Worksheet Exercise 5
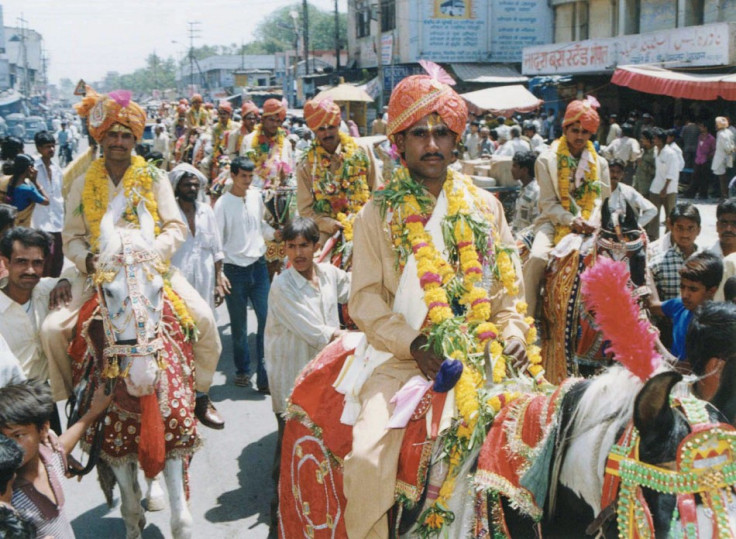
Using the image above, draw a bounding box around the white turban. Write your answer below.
[169,163,207,193]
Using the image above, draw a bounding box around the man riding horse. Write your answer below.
[522,97,611,318]
[40,87,224,429]
[342,71,531,537]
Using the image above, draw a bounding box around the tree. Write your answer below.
[253,3,347,53]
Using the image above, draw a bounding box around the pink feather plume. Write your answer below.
[584,95,601,110]
[419,60,456,86]
[108,90,132,108]
[580,257,662,381]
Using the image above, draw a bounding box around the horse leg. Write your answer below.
[145,473,166,511]
[111,461,146,539]
[163,457,193,539]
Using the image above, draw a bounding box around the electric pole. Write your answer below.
[334,0,340,71]
[187,21,201,92]
[375,2,383,108]
[302,0,310,75]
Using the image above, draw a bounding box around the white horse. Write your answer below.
[77,200,198,538]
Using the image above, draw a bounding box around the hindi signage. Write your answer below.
[523,22,735,75]
[490,0,553,62]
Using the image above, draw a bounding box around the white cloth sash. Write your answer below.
[333,190,449,425]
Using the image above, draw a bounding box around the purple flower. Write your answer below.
[433,359,463,393]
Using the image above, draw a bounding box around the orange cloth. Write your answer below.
[75,86,146,142]
[262,98,286,121]
[241,101,260,118]
[386,75,467,141]
[304,98,341,130]
[562,99,601,133]
[218,101,232,114]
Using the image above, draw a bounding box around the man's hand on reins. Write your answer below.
[49,279,73,309]
[411,335,443,380]
[504,338,529,372]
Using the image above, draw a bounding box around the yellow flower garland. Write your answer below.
[308,131,371,219]
[553,136,600,245]
[81,156,162,252]
[246,124,289,184]
[378,167,537,535]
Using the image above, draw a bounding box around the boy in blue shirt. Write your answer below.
[649,251,723,362]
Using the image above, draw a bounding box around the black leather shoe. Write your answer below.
[194,395,225,430]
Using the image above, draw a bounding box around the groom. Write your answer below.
[342,74,529,537]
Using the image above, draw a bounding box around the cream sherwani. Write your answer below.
[239,131,294,189]
[343,178,528,538]
[296,138,381,245]
[522,140,611,316]
[41,161,222,401]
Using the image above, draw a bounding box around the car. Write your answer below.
[24,116,47,142]
[136,123,156,157]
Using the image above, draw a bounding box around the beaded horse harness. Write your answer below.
[95,231,166,379]
[598,396,736,538]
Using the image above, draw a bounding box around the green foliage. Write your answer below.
[253,3,347,52]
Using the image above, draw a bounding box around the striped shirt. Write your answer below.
[12,434,73,539]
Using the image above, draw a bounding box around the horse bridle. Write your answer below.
[592,397,736,538]
[96,232,165,380]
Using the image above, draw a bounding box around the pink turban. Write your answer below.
[262,99,286,122]
[304,98,341,130]
[75,86,146,142]
[563,97,601,133]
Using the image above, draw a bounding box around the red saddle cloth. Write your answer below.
[278,337,432,538]
[68,295,199,470]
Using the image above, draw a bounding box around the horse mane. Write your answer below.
[553,363,687,516]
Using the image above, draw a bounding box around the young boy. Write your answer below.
[264,216,350,535]
[605,158,657,237]
[649,203,701,301]
[648,251,723,362]
[0,382,111,538]
[0,433,33,538]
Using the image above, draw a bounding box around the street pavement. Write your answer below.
[54,175,721,537]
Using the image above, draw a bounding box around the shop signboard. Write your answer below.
[522,22,735,75]
[420,0,486,62]
[490,0,553,62]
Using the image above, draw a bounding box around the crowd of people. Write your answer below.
[0,73,735,538]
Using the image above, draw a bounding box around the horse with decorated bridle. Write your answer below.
[68,201,199,539]
[277,258,736,537]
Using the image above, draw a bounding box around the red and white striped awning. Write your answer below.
[611,65,736,101]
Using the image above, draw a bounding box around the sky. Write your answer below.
[0,0,347,85]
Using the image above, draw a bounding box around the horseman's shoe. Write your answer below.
[195,395,225,430]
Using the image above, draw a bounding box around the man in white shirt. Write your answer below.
[606,114,622,145]
[152,125,171,171]
[511,150,540,233]
[603,123,641,185]
[648,128,681,241]
[523,122,547,154]
[666,129,685,173]
[497,126,531,157]
[606,158,657,233]
[214,156,281,392]
[30,132,64,277]
[0,333,24,387]
[464,121,480,159]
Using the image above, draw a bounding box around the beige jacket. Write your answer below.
[534,140,611,234]
[349,184,528,362]
[63,161,187,273]
[296,139,381,243]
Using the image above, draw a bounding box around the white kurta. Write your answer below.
[170,202,224,312]
[264,263,351,414]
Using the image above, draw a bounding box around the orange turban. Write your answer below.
[75,86,146,142]
[262,98,286,122]
[191,93,203,104]
[241,102,260,117]
[304,98,341,130]
[386,75,467,141]
[563,97,600,133]
[218,101,232,114]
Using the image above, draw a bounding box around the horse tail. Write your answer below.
[138,392,166,479]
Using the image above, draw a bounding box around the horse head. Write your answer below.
[598,199,647,288]
[559,368,736,537]
[96,200,166,397]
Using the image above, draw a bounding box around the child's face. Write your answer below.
[285,234,319,274]
[670,217,700,252]
[680,278,715,311]
[1,423,46,467]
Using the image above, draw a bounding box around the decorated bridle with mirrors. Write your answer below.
[581,258,736,538]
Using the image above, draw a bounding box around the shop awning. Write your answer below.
[611,65,736,101]
[451,63,528,84]
[460,84,543,117]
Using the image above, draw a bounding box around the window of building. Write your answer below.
[356,1,371,38]
[381,0,396,31]
[575,1,589,40]
[682,0,704,26]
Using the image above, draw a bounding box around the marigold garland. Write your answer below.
[245,124,291,187]
[81,156,162,252]
[553,136,601,245]
[377,166,540,537]
[163,282,197,342]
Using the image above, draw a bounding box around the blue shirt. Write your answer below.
[9,181,45,211]
[662,297,692,361]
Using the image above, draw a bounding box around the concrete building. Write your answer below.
[347,0,554,103]
[177,55,277,95]
[522,0,736,121]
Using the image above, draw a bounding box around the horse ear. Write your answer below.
[624,201,639,231]
[634,371,683,438]
[99,193,127,252]
[137,200,155,245]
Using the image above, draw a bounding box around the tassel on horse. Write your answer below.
[138,392,166,479]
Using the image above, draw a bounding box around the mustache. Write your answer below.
[421,153,445,160]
